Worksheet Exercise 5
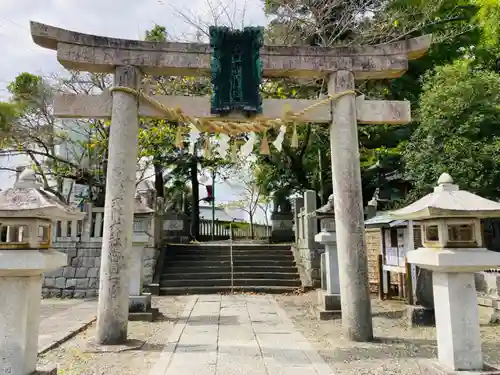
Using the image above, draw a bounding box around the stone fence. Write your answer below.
[291,191,323,287]
[43,205,157,298]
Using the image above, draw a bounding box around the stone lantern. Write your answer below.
[0,169,84,375]
[391,173,500,374]
[313,194,341,320]
[128,194,157,321]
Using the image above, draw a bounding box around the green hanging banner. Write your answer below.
[209,26,264,116]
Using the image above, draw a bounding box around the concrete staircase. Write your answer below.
[159,243,301,295]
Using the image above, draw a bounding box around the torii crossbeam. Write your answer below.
[30,21,432,344]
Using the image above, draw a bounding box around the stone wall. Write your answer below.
[43,241,157,298]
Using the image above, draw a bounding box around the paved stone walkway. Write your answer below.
[38,299,97,354]
[150,294,335,375]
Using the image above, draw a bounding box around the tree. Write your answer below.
[403,59,500,200]
[226,162,270,238]
[256,0,488,208]
[0,72,110,202]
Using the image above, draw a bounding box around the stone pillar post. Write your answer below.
[328,71,373,341]
[303,190,317,249]
[434,272,482,370]
[315,217,341,320]
[0,251,67,375]
[97,65,141,344]
[291,197,304,242]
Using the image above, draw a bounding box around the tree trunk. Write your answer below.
[249,214,254,239]
[190,156,200,241]
[153,155,164,198]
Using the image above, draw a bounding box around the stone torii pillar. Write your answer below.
[30,21,431,343]
[95,65,141,344]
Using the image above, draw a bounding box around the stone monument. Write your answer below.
[128,194,158,321]
[270,188,294,243]
[313,194,341,320]
[391,173,500,374]
[0,169,84,375]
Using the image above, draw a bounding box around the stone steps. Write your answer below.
[158,244,301,295]
[161,272,299,280]
[167,259,296,267]
[159,285,299,295]
[170,253,294,260]
[160,278,301,287]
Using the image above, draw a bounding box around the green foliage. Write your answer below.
[0,102,19,133]
[404,59,500,200]
[7,72,43,103]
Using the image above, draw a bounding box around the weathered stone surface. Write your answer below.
[71,257,83,267]
[88,277,99,288]
[416,267,434,309]
[31,21,431,79]
[96,65,141,345]
[54,92,411,125]
[75,267,88,278]
[73,289,86,298]
[61,290,73,298]
[55,277,66,289]
[66,278,77,288]
[41,243,123,299]
[44,278,56,288]
[79,248,100,257]
[328,71,373,342]
[62,266,76,278]
[44,269,63,278]
[87,267,99,278]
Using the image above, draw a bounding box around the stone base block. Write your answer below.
[129,294,152,313]
[419,360,500,374]
[477,295,500,324]
[145,283,160,296]
[406,305,435,327]
[32,367,57,375]
[316,289,341,320]
[270,230,294,243]
[129,307,160,322]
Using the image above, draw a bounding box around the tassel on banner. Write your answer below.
[175,126,184,148]
[260,131,270,155]
[231,140,239,163]
[204,137,211,158]
[291,123,299,148]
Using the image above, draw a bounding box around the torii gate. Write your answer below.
[30,21,431,344]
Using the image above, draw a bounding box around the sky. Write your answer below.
[0,0,271,223]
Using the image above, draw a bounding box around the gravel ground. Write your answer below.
[37,296,190,375]
[275,291,500,375]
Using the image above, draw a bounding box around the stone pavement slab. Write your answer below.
[149,294,335,375]
[38,299,97,354]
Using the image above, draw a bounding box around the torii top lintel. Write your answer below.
[30,21,432,80]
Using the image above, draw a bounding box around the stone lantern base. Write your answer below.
[0,249,67,375]
[128,294,159,322]
[418,361,500,375]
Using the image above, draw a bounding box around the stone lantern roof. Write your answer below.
[134,194,154,216]
[0,169,85,221]
[390,173,500,220]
